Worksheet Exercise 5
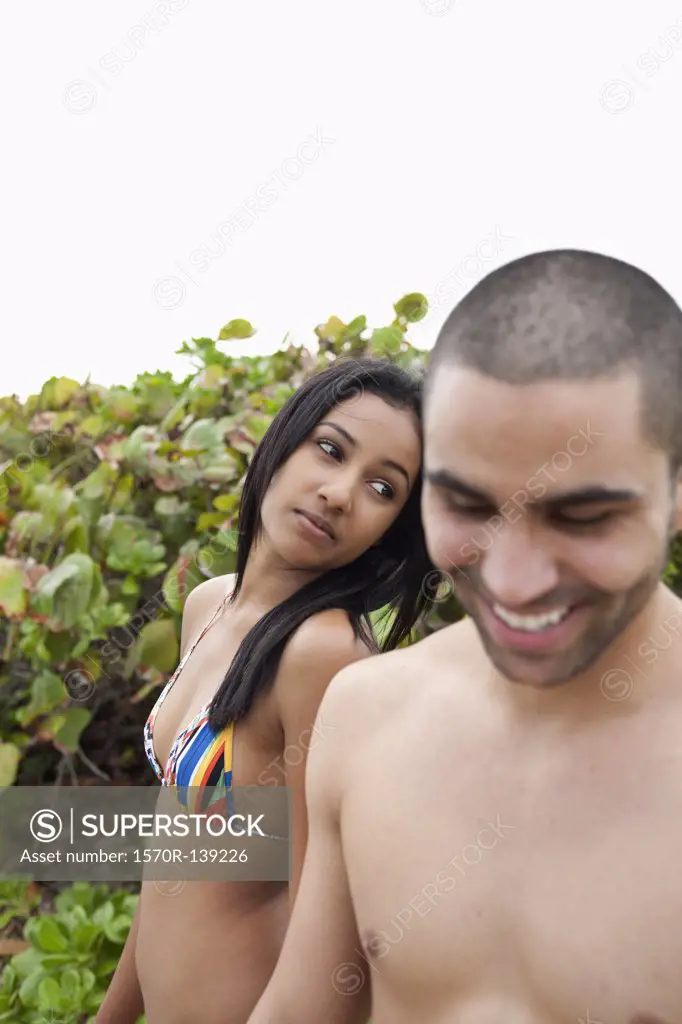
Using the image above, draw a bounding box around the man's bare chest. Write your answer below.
[341,707,682,1022]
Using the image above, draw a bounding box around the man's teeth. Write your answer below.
[492,604,571,632]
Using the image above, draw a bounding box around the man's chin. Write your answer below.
[481,637,575,690]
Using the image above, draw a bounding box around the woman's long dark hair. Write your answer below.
[207,357,435,730]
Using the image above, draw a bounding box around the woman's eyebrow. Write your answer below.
[318,420,411,489]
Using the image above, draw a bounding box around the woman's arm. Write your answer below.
[250,673,372,1024]
[94,896,144,1024]
[274,610,373,905]
[96,574,234,1022]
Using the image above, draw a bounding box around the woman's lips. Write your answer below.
[294,510,335,543]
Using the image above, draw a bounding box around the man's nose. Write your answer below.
[479,522,560,608]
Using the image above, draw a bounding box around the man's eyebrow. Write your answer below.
[425,469,490,501]
[425,468,642,506]
[548,486,642,507]
[318,421,412,489]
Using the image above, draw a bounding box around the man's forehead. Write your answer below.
[423,366,664,498]
[425,362,641,410]
[424,365,646,450]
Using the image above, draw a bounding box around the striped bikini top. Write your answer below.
[144,583,235,807]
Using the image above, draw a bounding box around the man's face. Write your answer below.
[422,364,682,688]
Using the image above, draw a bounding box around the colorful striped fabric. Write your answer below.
[144,584,235,814]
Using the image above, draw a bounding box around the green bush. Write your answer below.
[0,877,139,1023]
[0,296,459,789]
[0,297,452,1021]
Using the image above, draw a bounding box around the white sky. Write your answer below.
[3,0,682,400]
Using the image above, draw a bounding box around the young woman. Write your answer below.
[96,357,434,1024]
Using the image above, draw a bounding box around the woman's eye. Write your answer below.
[317,439,341,460]
[371,481,395,500]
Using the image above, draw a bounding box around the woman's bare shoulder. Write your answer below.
[179,573,235,653]
[283,609,372,678]
[272,609,372,723]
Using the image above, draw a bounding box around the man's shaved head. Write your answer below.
[427,249,682,466]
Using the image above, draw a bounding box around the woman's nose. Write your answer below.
[317,475,353,513]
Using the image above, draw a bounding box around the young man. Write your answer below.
[248,250,682,1024]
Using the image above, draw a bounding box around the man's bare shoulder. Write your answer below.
[315,615,481,743]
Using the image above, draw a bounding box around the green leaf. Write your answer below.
[39,376,81,409]
[244,415,270,443]
[16,963,44,1006]
[30,916,69,953]
[212,493,239,514]
[394,292,428,323]
[0,556,27,617]
[49,707,92,752]
[62,515,89,553]
[103,912,134,944]
[104,387,139,421]
[123,619,179,677]
[314,315,346,343]
[162,555,200,614]
[31,482,76,519]
[70,919,101,952]
[197,511,228,531]
[218,319,255,341]
[370,326,404,356]
[343,315,367,340]
[33,553,98,629]
[37,975,62,1010]
[43,631,74,663]
[15,670,67,727]
[59,968,82,1002]
[155,496,187,516]
[161,397,189,433]
[78,462,117,500]
[93,901,115,926]
[76,413,105,438]
[0,743,20,786]
[110,473,135,511]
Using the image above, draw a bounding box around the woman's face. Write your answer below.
[259,392,422,572]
